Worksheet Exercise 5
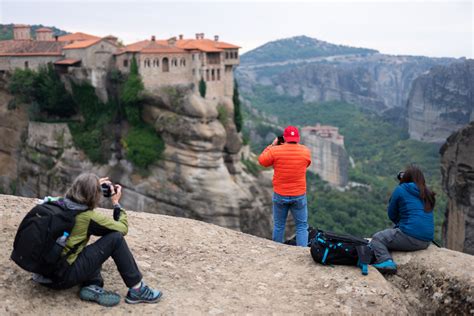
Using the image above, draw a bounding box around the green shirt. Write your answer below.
[62,208,128,265]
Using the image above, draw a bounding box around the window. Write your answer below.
[123,59,128,67]
[217,69,220,81]
[162,57,169,72]
[206,69,209,81]
[181,58,186,66]
[192,54,195,61]
[225,52,229,59]
[172,58,177,67]
[211,69,215,81]
[152,59,156,67]
[24,61,29,69]
[155,59,159,67]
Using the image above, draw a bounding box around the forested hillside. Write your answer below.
[0,24,68,40]
[242,85,446,241]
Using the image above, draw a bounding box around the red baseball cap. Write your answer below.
[283,125,300,143]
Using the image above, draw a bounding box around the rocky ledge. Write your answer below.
[0,195,473,315]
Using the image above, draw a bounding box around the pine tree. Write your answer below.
[233,79,243,132]
[199,77,206,98]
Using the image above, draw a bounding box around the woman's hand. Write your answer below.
[111,184,122,205]
[99,177,110,185]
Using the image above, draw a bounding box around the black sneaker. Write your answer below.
[79,285,121,307]
[125,282,162,304]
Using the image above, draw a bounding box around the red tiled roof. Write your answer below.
[63,38,102,50]
[119,37,240,55]
[118,40,186,55]
[36,28,53,33]
[0,40,65,56]
[58,32,100,42]
[54,59,81,65]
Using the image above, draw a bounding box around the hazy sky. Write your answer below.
[0,0,472,58]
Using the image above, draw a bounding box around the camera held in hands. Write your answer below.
[396,171,405,182]
[101,182,117,198]
[277,135,285,145]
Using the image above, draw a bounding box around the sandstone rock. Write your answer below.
[1,195,473,315]
[440,121,474,255]
[407,60,474,143]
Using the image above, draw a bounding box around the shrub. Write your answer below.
[8,68,37,102]
[121,57,144,106]
[124,126,165,169]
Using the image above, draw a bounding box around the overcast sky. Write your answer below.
[0,0,472,58]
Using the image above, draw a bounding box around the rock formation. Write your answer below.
[440,122,474,255]
[0,80,273,238]
[1,195,473,314]
[407,60,474,143]
[300,125,349,187]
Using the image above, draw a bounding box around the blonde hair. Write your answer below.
[65,173,101,209]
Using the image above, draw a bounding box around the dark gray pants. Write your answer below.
[370,228,430,263]
[51,232,143,289]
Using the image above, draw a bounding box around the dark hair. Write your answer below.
[65,173,102,209]
[400,165,436,211]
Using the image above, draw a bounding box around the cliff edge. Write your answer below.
[1,195,473,315]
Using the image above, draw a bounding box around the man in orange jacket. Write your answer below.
[258,126,312,246]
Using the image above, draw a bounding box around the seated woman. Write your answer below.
[45,173,162,306]
[370,165,436,274]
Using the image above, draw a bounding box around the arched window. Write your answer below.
[24,61,29,69]
[152,59,156,67]
[123,59,128,67]
[155,59,159,67]
[171,58,177,67]
[182,58,186,66]
[162,57,169,72]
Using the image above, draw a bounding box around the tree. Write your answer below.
[199,77,206,98]
[233,79,243,132]
[121,56,144,106]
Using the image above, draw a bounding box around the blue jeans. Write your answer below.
[272,192,309,247]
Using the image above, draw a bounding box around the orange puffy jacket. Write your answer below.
[258,143,312,196]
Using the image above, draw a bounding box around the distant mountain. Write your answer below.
[0,24,69,40]
[241,35,378,65]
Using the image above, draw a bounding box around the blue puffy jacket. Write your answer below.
[387,182,434,241]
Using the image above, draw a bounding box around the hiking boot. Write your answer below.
[372,259,397,275]
[125,282,162,304]
[79,285,121,307]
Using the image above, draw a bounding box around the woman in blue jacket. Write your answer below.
[370,165,436,274]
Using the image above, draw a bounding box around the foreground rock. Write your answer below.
[1,195,473,315]
[441,121,474,255]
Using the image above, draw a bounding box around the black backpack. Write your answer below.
[284,226,318,247]
[310,229,373,275]
[11,201,82,278]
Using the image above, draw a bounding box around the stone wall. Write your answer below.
[0,55,62,72]
[64,39,116,70]
[440,122,474,255]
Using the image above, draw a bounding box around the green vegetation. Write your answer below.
[199,77,207,98]
[9,64,76,119]
[119,56,165,169]
[241,35,378,64]
[233,80,243,132]
[245,85,446,242]
[0,23,68,40]
[68,82,115,163]
[123,126,165,169]
[241,158,264,177]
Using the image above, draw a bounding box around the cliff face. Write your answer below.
[0,83,273,238]
[440,122,474,255]
[407,60,474,143]
[238,53,455,114]
[301,128,349,187]
[1,195,473,314]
